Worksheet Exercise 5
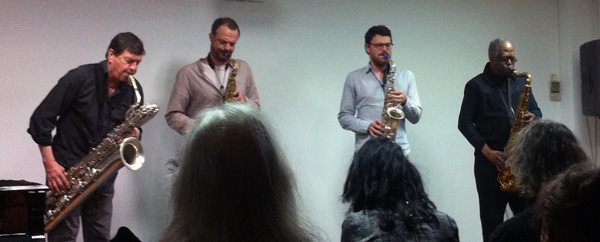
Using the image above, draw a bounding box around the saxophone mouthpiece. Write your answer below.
[383,53,390,60]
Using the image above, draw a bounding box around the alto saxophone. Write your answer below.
[224,59,239,102]
[381,54,405,140]
[44,75,159,232]
[498,71,532,192]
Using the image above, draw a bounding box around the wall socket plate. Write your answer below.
[550,74,561,101]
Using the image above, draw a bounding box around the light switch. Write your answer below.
[550,74,561,101]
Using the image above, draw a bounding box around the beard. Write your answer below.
[371,54,389,68]
[211,46,233,63]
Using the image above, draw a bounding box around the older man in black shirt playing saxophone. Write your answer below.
[458,38,542,242]
[28,32,145,242]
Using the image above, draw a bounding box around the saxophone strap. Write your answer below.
[496,78,515,125]
[206,53,232,94]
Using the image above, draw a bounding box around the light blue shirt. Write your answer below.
[338,63,422,154]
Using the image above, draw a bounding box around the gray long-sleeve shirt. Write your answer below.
[338,63,422,154]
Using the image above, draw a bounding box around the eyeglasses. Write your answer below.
[369,43,393,50]
[501,57,518,65]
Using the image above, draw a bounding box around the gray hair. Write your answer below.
[507,119,590,200]
[162,103,316,241]
[488,38,508,57]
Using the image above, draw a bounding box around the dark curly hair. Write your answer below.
[342,138,438,232]
[535,163,600,242]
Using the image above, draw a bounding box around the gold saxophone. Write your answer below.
[498,71,532,192]
[381,55,405,140]
[224,59,240,102]
[44,75,159,232]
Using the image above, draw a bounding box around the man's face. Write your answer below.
[209,25,239,63]
[107,49,143,82]
[365,34,393,66]
[489,41,516,77]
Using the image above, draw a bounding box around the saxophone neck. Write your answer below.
[513,70,531,80]
[128,75,142,107]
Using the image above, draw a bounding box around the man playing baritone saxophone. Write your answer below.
[27,32,145,242]
[165,17,260,135]
[338,25,422,154]
[458,38,542,242]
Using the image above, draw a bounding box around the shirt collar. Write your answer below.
[483,62,513,86]
[366,62,375,74]
[100,60,109,74]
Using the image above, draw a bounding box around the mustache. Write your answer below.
[217,49,232,58]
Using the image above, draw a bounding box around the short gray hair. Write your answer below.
[488,38,507,57]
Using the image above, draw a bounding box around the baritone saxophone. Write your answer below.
[44,75,159,232]
[498,71,532,192]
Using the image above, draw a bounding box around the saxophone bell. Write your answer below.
[386,106,405,120]
[119,137,144,171]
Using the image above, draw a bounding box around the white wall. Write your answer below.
[558,0,600,160]
[0,1,597,241]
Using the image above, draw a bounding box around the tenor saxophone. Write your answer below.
[498,71,532,192]
[224,59,239,102]
[44,75,159,232]
[381,54,405,140]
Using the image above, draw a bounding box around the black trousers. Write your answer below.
[48,174,117,242]
[474,158,526,242]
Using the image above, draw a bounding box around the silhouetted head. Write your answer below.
[507,119,589,199]
[162,103,314,242]
[342,138,437,231]
[536,163,600,242]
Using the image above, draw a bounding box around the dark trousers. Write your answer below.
[48,177,116,242]
[474,158,526,242]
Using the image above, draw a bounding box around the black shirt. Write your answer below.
[458,63,542,158]
[28,60,143,168]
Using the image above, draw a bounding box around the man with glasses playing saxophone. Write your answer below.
[165,17,260,135]
[458,38,542,242]
[338,25,422,154]
[27,32,145,242]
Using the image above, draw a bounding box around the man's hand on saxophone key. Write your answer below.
[522,111,536,123]
[231,91,247,103]
[44,159,70,193]
[39,145,70,193]
[481,144,506,172]
[368,120,385,138]
[387,89,407,106]
[129,127,142,139]
[119,127,142,144]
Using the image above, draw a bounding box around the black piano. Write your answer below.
[0,180,48,242]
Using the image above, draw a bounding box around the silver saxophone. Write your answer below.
[44,75,159,232]
[381,54,405,140]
